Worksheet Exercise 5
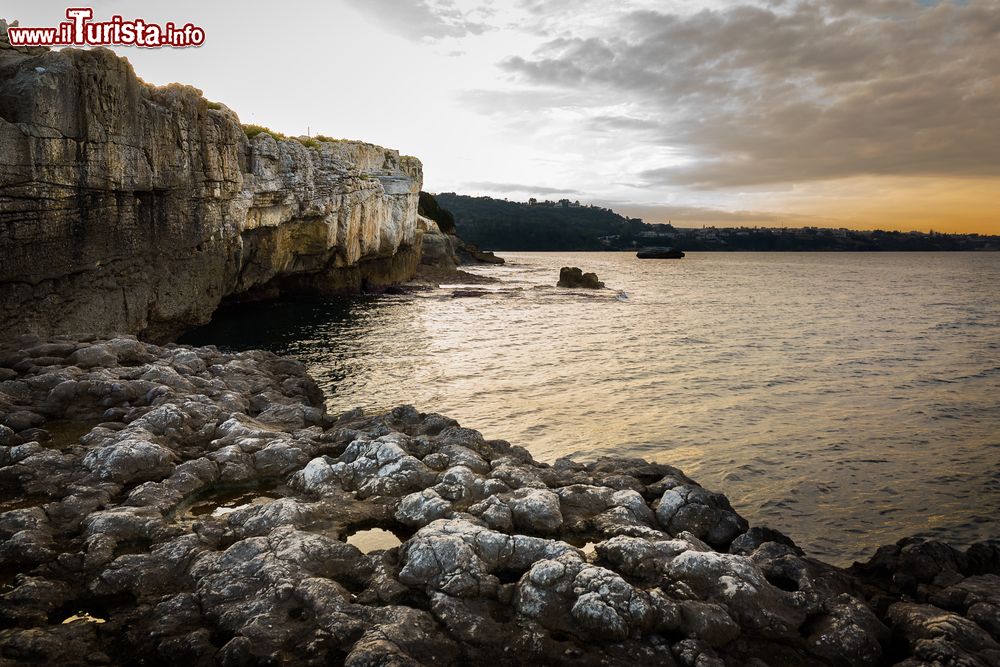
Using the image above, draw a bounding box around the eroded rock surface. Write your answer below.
[0,24,422,342]
[1,335,998,665]
[557,266,604,289]
[417,191,504,267]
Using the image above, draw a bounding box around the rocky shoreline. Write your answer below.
[1,335,997,666]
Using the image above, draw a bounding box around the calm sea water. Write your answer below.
[182,252,1000,565]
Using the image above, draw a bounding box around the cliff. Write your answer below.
[0,23,422,342]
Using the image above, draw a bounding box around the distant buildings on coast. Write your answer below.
[605,225,999,252]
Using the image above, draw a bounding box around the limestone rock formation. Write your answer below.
[0,25,422,342]
[2,334,999,665]
[418,191,504,267]
[417,215,458,270]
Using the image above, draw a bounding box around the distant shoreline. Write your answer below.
[487,248,1000,253]
[436,193,999,253]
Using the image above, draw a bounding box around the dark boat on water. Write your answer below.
[636,246,685,259]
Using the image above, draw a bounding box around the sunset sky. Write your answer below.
[6,0,999,233]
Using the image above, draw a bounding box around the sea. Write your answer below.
[181,252,1000,566]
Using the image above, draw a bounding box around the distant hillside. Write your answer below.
[434,193,665,251]
[669,227,1000,251]
[433,193,999,253]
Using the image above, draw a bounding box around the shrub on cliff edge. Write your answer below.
[243,124,287,140]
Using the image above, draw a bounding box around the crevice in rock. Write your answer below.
[46,592,135,627]
[764,572,801,592]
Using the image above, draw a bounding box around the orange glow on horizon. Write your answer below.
[774,176,1000,235]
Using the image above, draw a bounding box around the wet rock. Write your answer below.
[82,438,177,484]
[328,434,437,498]
[399,518,579,597]
[468,495,513,532]
[888,601,1000,665]
[803,594,889,667]
[69,345,118,369]
[729,526,803,556]
[676,601,741,646]
[516,552,676,641]
[507,487,563,533]
[0,576,73,625]
[655,480,749,548]
[0,622,108,666]
[672,638,725,667]
[0,424,18,446]
[345,605,461,666]
[414,413,459,436]
[396,488,452,526]
[557,266,605,289]
[451,289,489,298]
[668,548,807,640]
[457,241,505,265]
[0,409,43,432]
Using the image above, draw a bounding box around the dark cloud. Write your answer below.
[345,0,491,40]
[461,181,582,195]
[500,0,1000,188]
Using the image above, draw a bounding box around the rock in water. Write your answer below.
[557,266,605,289]
[457,241,505,265]
[0,29,422,343]
[2,334,996,665]
[636,247,685,259]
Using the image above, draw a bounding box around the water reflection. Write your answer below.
[182,252,1000,565]
[184,297,433,407]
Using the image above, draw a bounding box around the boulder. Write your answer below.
[557,266,605,289]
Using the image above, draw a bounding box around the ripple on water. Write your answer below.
[180,252,1000,566]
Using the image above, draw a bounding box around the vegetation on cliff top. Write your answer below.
[242,124,288,140]
[242,125,357,150]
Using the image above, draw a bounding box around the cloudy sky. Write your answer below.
[7,0,999,232]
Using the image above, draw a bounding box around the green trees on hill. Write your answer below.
[435,193,657,251]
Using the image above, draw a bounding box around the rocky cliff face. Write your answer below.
[0,24,422,342]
